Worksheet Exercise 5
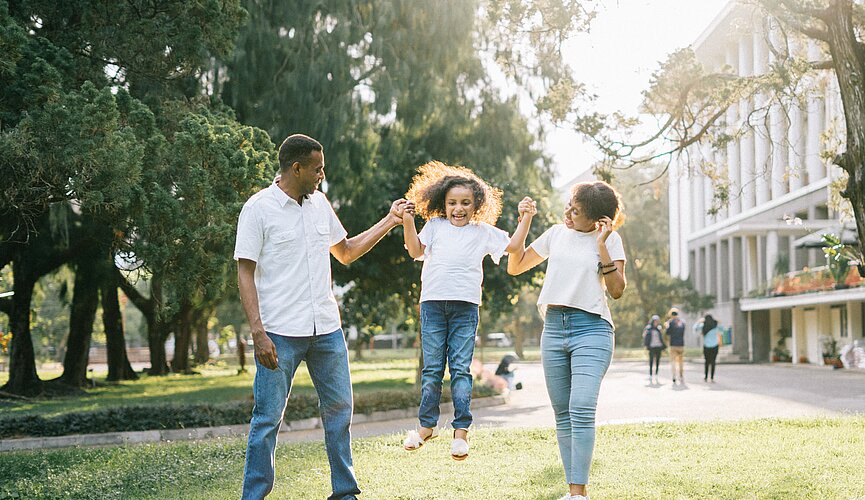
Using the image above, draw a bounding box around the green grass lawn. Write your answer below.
[1,417,863,499]
[0,358,417,418]
[0,345,700,418]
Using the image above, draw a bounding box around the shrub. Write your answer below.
[0,386,495,438]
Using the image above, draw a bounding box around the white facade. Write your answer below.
[669,2,864,364]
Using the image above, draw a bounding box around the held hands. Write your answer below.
[596,216,613,244]
[388,198,412,226]
[401,200,416,223]
[518,197,537,220]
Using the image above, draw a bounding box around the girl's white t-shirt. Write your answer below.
[417,217,510,305]
[529,224,626,328]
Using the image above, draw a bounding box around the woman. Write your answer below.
[702,314,722,382]
[642,314,665,384]
[508,181,626,500]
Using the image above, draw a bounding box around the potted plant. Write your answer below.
[771,329,791,362]
[820,335,843,368]
[822,233,854,289]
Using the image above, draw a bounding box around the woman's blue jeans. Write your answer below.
[418,300,479,430]
[541,306,614,485]
[242,330,359,500]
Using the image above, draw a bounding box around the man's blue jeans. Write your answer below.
[242,330,360,500]
[541,306,614,485]
[418,300,479,430]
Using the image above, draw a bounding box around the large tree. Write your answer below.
[0,0,274,393]
[213,0,590,332]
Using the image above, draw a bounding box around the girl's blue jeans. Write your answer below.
[542,306,614,485]
[418,300,479,430]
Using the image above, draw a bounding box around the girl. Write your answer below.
[508,181,626,500]
[702,314,722,382]
[401,161,518,460]
[643,314,665,384]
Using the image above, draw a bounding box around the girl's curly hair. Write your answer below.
[405,161,503,225]
[570,181,625,229]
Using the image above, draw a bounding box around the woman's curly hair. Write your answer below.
[570,181,625,229]
[405,161,503,225]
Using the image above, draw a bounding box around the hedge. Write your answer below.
[0,386,495,439]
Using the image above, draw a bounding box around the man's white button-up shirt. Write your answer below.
[234,184,348,337]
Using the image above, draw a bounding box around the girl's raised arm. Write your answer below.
[507,197,544,275]
[403,202,424,259]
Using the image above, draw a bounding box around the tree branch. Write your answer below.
[116,268,153,317]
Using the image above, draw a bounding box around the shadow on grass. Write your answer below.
[522,463,567,499]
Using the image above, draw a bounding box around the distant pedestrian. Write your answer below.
[643,314,665,383]
[701,314,722,382]
[665,308,686,384]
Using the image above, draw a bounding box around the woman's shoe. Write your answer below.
[450,429,469,460]
[403,426,439,451]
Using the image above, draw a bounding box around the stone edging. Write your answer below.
[0,394,509,452]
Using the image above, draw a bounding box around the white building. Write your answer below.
[669,2,865,365]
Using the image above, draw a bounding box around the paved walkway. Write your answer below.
[280,359,865,444]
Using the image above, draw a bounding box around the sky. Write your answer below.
[548,0,730,186]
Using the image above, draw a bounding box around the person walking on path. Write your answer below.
[399,161,521,461]
[507,181,627,500]
[234,134,408,500]
[702,314,722,383]
[665,308,686,384]
[643,315,665,384]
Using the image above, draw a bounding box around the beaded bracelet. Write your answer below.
[597,262,615,272]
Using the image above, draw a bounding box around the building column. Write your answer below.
[753,31,771,206]
[717,240,727,302]
[766,230,779,284]
[743,235,759,293]
[805,42,826,185]
[725,44,741,215]
[788,234,798,272]
[791,307,800,364]
[788,99,806,191]
[695,245,704,293]
[768,21,789,199]
[739,35,756,211]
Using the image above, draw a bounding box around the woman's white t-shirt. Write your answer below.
[417,217,510,305]
[529,224,626,328]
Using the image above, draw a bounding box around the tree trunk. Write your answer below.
[236,330,247,373]
[171,302,193,373]
[825,1,865,264]
[102,270,137,381]
[57,256,99,387]
[118,271,170,375]
[1,257,42,396]
[147,313,170,375]
[193,307,210,365]
[511,316,525,359]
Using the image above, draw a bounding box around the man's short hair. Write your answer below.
[279,134,323,172]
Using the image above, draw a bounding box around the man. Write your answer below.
[665,308,686,384]
[234,134,406,499]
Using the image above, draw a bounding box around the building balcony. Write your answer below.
[767,266,864,298]
[741,265,865,312]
